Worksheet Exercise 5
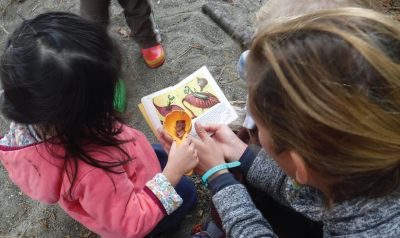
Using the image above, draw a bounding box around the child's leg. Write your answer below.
[116,0,161,49]
[80,0,111,28]
[146,144,198,236]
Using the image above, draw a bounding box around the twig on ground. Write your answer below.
[1,207,28,236]
[171,44,203,64]
[189,44,203,50]
[1,25,9,34]
[0,3,10,15]
[31,3,39,12]
[218,65,226,80]
[229,100,246,106]
[66,2,77,11]
[171,46,192,64]
[123,59,138,81]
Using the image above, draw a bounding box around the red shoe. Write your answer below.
[141,44,165,68]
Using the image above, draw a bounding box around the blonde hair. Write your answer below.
[248,8,400,205]
[255,0,383,26]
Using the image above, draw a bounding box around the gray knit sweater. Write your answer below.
[210,147,400,238]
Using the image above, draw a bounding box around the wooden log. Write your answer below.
[202,3,253,47]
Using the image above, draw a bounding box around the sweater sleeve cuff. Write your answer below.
[238,144,261,176]
[209,173,240,195]
[145,173,183,215]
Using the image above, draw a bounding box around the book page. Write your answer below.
[175,72,220,119]
[141,87,177,136]
[151,91,185,125]
[174,66,238,138]
[141,66,238,138]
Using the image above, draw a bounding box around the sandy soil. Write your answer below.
[1,0,399,237]
[0,0,265,237]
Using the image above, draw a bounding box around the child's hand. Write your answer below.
[157,127,173,153]
[162,138,198,187]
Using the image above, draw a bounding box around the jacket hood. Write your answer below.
[0,142,65,204]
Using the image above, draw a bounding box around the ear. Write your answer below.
[289,151,308,185]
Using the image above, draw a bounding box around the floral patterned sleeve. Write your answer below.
[145,173,183,215]
[0,122,39,146]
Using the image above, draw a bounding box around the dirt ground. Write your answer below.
[1,0,400,237]
[0,0,264,237]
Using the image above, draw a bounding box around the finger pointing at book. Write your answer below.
[192,122,227,181]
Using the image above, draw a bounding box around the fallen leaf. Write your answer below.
[118,28,127,36]
[78,230,93,238]
[381,0,393,7]
[190,44,203,50]
[43,220,48,230]
[118,28,131,41]
[64,235,71,238]
[197,210,203,218]
[47,212,56,220]
[4,180,9,184]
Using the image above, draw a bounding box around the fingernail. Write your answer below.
[195,121,201,127]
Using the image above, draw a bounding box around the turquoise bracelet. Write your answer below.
[202,161,241,187]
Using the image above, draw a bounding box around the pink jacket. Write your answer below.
[0,125,168,238]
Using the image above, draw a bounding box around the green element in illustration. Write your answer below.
[182,86,221,119]
[153,95,185,117]
[183,86,209,100]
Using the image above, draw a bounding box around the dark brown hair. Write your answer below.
[0,12,132,198]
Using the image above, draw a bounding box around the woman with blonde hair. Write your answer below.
[159,7,400,238]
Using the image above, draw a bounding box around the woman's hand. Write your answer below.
[204,124,248,162]
[162,138,198,187]
[191,122,228,182]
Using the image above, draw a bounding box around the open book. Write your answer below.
[139,66,238,138]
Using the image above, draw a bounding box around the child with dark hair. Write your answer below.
[0,12,197,238]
